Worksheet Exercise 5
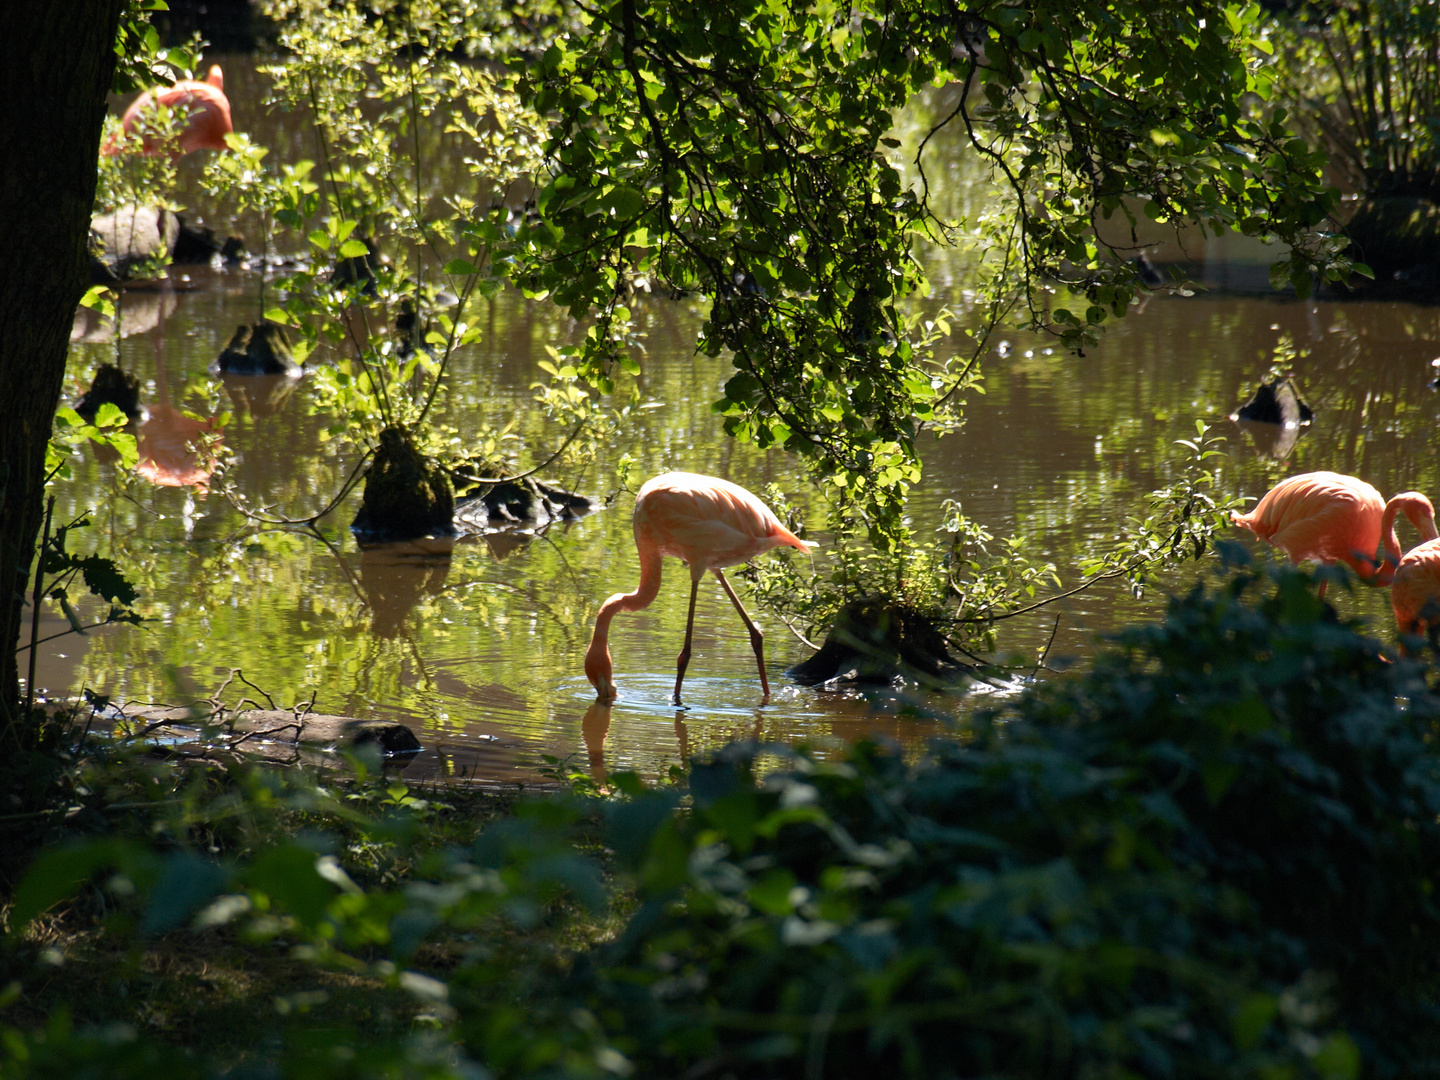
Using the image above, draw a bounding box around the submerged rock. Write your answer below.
[789,600,971,689]
[329,236,384,293]
[118,705,422,762]
[1234,377,1313,427]
[212,322,301,376]
[75,363,144,422]
[171,219,245,265]
[352,427,456,542]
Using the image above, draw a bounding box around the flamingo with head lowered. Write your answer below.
[105,64,232,157]
[584,472,815,706]
[1232,471,1436,597]
[1390,539,1440,639]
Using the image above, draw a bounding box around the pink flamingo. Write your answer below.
[584,472,814,705]
[1232,471,1436,596]
[1391,539,1440,638]
[105,65,232,156]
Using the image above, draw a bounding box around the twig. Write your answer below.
[1032,612,1062,678]
[451,415,589,488]
[776,614,820,652]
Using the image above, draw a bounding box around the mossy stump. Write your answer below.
[788,599,970,689]
[352,427,456,542]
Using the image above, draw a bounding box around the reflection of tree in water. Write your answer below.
[219,371,301,419]
[1301,304,1440,495]
[928,297,1440,588]
[358,538,453,639]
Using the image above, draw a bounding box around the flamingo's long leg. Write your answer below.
[673,575,701,706]
[713,568,770,699]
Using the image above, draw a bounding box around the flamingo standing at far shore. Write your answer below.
[105,64,232,156]
[1232,471,1436,596]
[584,472,815,705]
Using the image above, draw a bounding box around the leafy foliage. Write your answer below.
[563,569,1435,1079]
[743,422,1243,664]
[8,566,1440,1078]
[1271,0,1440,202]
[511,0,1351,536]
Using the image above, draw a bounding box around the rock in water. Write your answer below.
[89,205,180,281]
[352,427,457,542]
[212,322,301,376]
[171,217,244,265]
[454,477,597,529]
[1234,377,1313,427]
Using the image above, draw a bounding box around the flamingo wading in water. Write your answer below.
[584,472,815,705]
[106,65,233,157]
[1391,538,1440,639]
[1232,471,1436,597]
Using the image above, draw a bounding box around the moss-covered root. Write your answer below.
[353,426,456,541]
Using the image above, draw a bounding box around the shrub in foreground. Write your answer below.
[5,563,1439,1079]
[574,561,1440,1078]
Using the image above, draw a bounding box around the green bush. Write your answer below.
[575,557,1440,1078]
[7,561,1439,1079]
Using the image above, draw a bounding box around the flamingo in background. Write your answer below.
[584,472,815,705]
[1391,539,1440,639]
[1232,471,1436,597]
[105,65,232,156]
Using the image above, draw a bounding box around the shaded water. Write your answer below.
[38,59,1440,784]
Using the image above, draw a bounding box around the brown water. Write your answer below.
[37,58,1440,785]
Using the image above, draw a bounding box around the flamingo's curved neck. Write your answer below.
[1376,494,1439,585]
[585,539,664,696]
[594,542,663,633]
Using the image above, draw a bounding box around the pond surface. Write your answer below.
[38,57,1440,785]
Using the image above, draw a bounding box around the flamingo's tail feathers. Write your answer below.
[771,522,815,554]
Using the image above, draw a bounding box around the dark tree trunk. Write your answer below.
[0,1,125,733]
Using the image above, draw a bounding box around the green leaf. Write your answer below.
[245,846,336,929]
[1312,1033,1361,1080]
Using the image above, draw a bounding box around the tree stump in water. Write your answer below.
[352,427,456,541]
[75,363,143,422]
[788,599,970,688]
